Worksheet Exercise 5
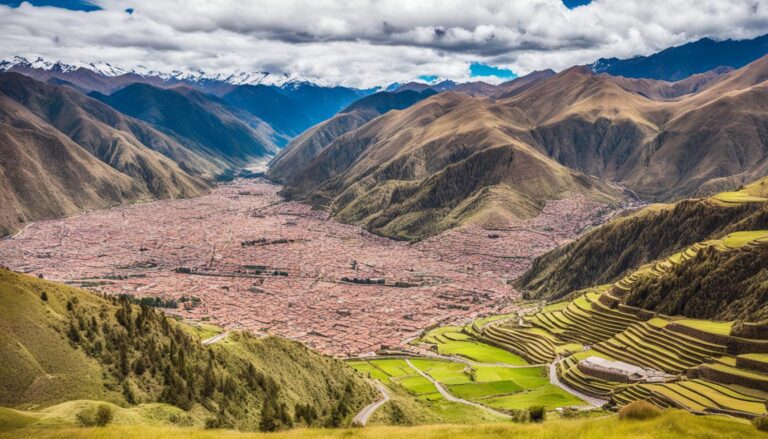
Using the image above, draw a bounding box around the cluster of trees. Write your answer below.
[125,295,179,309]
[62,296,281,429]
[61,293,371,431]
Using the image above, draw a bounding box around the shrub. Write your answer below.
[754,414,768,432]
[95,405,113,426]
[76,404,113,427]
[528,405,546,423]
[40,291,48,301]
[618,400,662,420]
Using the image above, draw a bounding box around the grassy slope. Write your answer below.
[0,271,119,407]
[1,410,762,439]
[0,269,375,429]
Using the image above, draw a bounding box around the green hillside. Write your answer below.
[518,177,768,300]
[0,269,375,431]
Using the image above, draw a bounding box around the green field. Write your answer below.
[348,359,506,423]
[448,381,522,399]
[182,322,224,340]
[420,326,528,365]
[483,385,584,410]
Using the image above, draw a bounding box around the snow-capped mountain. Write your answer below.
[0,56,331,88]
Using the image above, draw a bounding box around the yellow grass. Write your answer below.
[1,410,761,439]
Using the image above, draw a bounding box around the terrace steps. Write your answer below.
[480,324,556,364]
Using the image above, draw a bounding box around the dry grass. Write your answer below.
[618,401,662,421]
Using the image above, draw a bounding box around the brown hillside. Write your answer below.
[0,73,210,236]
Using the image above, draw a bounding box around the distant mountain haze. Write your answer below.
[589,34,768,81]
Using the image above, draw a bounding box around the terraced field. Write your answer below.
[350,229,768,424]
[608,231,768,303]
[420,327,528,365]
[710,176,768,205]
[464,229,768,421]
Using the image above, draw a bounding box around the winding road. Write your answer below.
[548,358,608,407]
[352,381,390,426]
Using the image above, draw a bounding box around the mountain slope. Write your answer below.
[269,89,437,181]
[281,91,624,239]
[92,84,278,167]
[0,73,213,236]
[0,268,375,429]
[590,33,768,81]
[278,56,768,239]
[223,84,368,138]
[517,177,768,299]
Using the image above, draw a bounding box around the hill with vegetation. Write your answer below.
[518,177,768,300]
[469,235,768,418]
[0,269,376,431]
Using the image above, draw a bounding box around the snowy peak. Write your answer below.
[0,56,331,87]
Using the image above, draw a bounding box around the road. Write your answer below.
[202,332,229,345]
[405,359,512,419]
[548,358,608,407]
[352,380,390,426]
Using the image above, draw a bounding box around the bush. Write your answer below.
[618,400,662,420]
[76,404,113,427]
[754,414,768,432]
[95,405,113,426]
[528,405,546,423]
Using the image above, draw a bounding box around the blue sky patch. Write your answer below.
[0,0,101,11]
[562,0,592,9]
[418,74,439,83]
[469,62,516,79]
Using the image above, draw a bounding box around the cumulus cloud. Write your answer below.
[1,0,767,87]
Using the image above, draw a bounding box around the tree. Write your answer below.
[40,291,48,301]
[528,405,546,423]
[259,398,278,432]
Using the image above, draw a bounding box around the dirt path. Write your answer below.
[202,332,229,345]
[352,380,390,426]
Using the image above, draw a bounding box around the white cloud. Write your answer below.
[0,0,767,87]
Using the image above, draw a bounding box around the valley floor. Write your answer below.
[0,178,612,356]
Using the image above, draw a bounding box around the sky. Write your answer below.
[1,0,768,87]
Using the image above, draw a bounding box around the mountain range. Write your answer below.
[3,32,768,239]
[589,33,768,81]
[272,55,768,239]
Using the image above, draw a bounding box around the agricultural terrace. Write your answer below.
[465,230,768,420]
[710,175,768,205]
